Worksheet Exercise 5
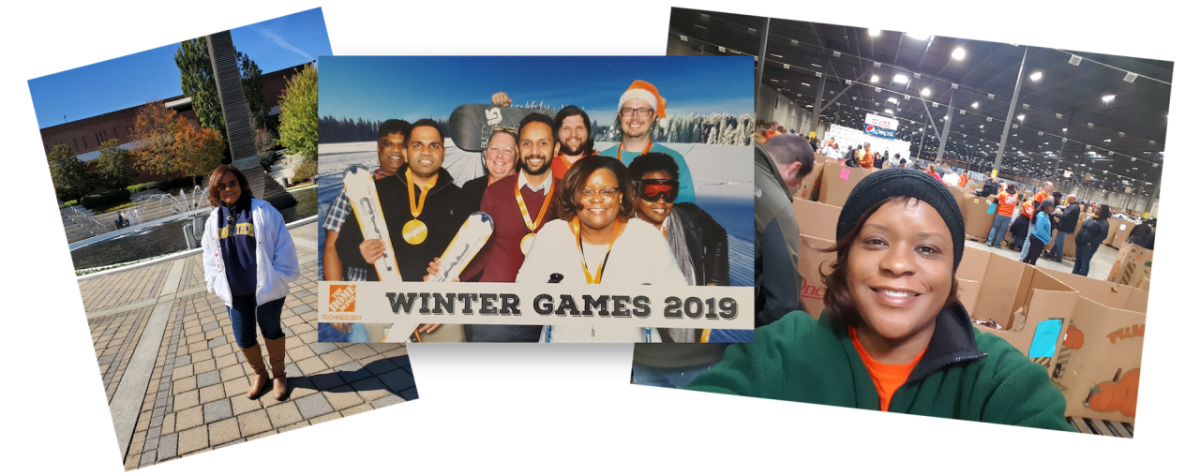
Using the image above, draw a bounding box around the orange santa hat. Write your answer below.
[618,80,667,119]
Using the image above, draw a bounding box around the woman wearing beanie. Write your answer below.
[1023,199,1056,266]
[685,168,1075,431]
[202,165,300,400]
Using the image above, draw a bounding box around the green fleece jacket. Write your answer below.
[685,304,1077,432]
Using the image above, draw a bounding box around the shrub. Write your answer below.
[291,156,317,183]
[80,189,132,209]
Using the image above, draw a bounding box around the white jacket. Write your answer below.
[202,198,300,306]
[516,219,685,343]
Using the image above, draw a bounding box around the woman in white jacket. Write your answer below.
[202,165,300,400]
[516,156,686,343]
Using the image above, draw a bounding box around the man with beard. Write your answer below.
[599,80,696,204]
[335,119,465,342]
[427,113,561,342]
[550,105,596,180]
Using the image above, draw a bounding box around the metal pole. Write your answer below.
[993,46,1029,178]
[935,90,955,162]
[1144,179,1161,215]
[811,74,826,138]
[755,18,770,102]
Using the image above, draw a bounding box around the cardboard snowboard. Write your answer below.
[343,165,401,281]
[449,104,558,152]
[381,211,496,343]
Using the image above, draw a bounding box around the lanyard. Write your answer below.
[571,217,625,284]
[616,140,653,163]
[405,168,437,219]
[515,174,554,233]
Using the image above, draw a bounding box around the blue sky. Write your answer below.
[29,8,330,129]
[318,56,755,126]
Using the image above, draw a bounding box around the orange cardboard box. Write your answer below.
[1107,242,1152,288]
[818,164,873,208]
[794,162,825,202]
[791,199,842,317]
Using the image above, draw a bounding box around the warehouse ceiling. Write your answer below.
[667,8,1173,196]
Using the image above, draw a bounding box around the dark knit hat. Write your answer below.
[837,168,966,271]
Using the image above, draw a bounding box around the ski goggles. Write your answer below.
[634,179,679,203]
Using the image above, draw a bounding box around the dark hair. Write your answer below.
[378,119,411,140]
[1097,204,1111,220]
[408,118,443,145]
[554,106,594,155]
[207,165,253,208]
[819,196,959,328]
[627,152,679,181]
[518,113,556,142]
[553,155,636,222]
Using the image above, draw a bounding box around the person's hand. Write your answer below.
[359,239,385,264]
[332,323,351,333]
[417,324,442,333]
[491,92,511,107]
[423,257,459,282]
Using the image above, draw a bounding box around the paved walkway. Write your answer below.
[82,221,417,470]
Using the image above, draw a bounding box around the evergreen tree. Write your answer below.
[278,65,319,158]
[48,144,95,202]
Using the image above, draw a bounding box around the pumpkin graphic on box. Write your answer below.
[1063,325,1084,350]
[1085,368,1140,416]
[1119,368,1140,417]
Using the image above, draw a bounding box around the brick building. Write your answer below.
[39,62,311,180]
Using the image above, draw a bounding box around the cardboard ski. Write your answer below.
[381,211,496,342]
[448,104,557,152]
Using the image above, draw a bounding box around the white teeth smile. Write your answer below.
[652,208,666,213]
[877,289,917,297]
[589,208,605,212]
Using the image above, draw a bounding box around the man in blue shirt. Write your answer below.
[598,80,697,204]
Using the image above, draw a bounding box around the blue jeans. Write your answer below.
[1019,228,1031,261]
[988,215,1012,247]
[632,362,718,389]
[1073,243,1097,276]
[227,295,286,349]
[1050,229,1068,260]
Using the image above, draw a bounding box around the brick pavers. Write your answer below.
[79,220,418,470]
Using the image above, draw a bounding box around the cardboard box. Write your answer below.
[957,278,982,315]
[961,196,996,240]
[1107,242,1153,288]
[794,162,825,202]
[1041,269,1147,424]
[970,256,1080,378]
[1107,218,1136,247]
[819,164,873,208]
[791,199,841,317]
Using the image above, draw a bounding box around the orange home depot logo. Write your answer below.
[801,277,826,299]
[329,285,356,312]
[1108,324,1145,344]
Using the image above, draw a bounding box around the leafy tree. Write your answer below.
[239,52,275,133]
[94,139,138,190]
[277,64,318,158]
[173,123,225,186]
[47,144,95,202]
[130,100,184,177]
[175,38,226,146]
[291,156,318,183]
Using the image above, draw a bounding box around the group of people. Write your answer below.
[322,80,730,346]
[114,208,141,229]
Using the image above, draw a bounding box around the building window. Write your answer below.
[114,128,119,140]
[73,138,78,150]
[82,136,88,149]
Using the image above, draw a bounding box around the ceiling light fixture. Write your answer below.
[894,74,909,84]
[921,88,931,96]
[1102,94,1115,103]
[1030,71,1043,81]
[871,75,879,83]
[951,47,966,60]
[868,28,881,37]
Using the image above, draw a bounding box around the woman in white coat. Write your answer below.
[202,165,300,400]
[516,155,686,342]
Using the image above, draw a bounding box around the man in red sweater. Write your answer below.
[456,113,561,342]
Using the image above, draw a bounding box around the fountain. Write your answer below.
[63,206,111,237]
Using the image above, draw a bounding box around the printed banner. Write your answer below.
[319,281,753,342]
[864,113,898,139]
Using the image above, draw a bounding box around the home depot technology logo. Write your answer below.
[329,285,356,312]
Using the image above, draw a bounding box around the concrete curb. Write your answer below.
[74,214,319,281]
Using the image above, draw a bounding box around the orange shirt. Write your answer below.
[550,152,596,180]
[858,150,874,169]
[958,174,969,188]
[849,327,926,412]
[996,191,1019,217]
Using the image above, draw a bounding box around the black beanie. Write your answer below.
[836,168,966,272]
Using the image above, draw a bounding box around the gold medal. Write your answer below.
[520,232,536,255]
[404,168,438,246]
[402,219,428,245]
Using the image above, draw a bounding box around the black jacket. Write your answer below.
[1075,217,1109,248]
[335,164,462,282]
[1058,203,1081,232]
[644,203,731,348]
[458,174,489,216]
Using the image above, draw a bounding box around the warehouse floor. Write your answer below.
[963,239,1122,282]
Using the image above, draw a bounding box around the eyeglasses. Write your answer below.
[580,187,620,201]
[619,108,654,118]
[217,180,240,191]
[634,179,679,203]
